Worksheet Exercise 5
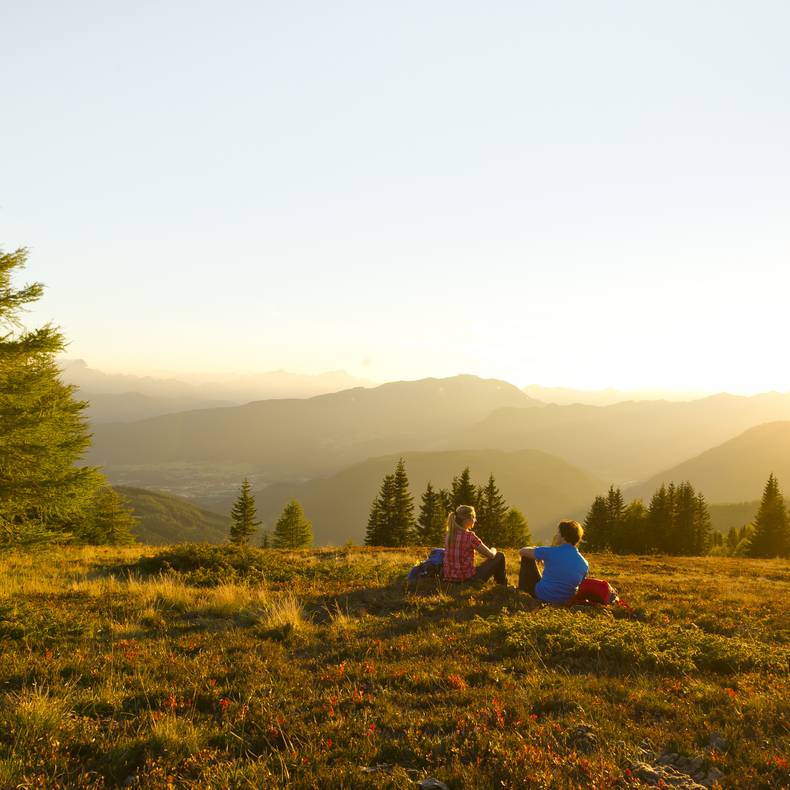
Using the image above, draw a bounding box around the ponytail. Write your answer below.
[445,505,476,548]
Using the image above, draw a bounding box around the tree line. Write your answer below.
[583,474,789,558]
[364,459,531,547]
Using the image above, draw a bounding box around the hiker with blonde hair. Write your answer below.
[518,520,588,602]
[443,504,508,586]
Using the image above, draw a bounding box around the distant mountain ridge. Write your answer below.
[523,384,711,406]
[83,392,236,424]
[627,421,790,503]
[89,375,539,481]
[60,359,376,405]
[458,393,790,482]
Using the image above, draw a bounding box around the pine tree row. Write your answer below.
[583,473,790,557]
[364,460,531,548]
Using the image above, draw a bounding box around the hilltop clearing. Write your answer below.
[0,546,787,788]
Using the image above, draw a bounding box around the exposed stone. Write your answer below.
[706,732,728,753]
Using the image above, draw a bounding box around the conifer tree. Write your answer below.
[416,482,446,546]
[475,474,509,545]
[77,487,137,545]
[503,507,531,547]
[437,488,452,517]
[619,499,649,554]
[748,473,789,558]
[0,248,116,545]
[365,460,415,546]
[647,483,675,553]
[229,478,261,546]
[451,467,477,509]
[272,499,313,549]
[390,458,416,545]
[606,486,625,547]
[365,474,394,546]
[692,491,713,555]
[725,527,739,555]
[583,495,611,551]
[672,482,698,555]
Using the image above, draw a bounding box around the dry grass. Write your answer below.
[0,545,787,788]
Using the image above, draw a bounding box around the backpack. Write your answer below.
[569,576,619,605]
[406,548,445,585]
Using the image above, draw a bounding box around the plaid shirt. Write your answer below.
[443,529,482,582]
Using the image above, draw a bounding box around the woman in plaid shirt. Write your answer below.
[443,504,508,586]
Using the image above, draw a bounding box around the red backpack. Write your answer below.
[569,577,619,605]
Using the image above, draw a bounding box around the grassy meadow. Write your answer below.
[0,546,788,789]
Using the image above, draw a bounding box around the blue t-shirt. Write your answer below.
[534,543,589,603]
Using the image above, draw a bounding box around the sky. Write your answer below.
[2,1,789,393]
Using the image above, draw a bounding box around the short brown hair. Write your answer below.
[558,520,584,545]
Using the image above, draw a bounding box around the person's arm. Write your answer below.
[475,541,497,560]
[519,546,537,559]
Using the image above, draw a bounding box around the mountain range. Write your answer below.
[70,369,790,545]
[60,359,375,422]
[627,421,790,503]
[87,376,537,480]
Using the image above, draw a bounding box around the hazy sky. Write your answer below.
[2,1,789,392]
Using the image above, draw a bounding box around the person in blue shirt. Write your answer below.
[518,520,589,602]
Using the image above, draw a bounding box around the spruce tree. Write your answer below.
[748,473,789,558]
[583,495,611,551]
[475,474,508,545]
[416,482,446,546]
[437,488,452,518]
[619,499,649,554]
[365,461,415,546]
[647,484,675,553]
[390,458,416,545]
[692,491,713,555]
[77,487,137,545]
[0,248,113,545]
[365,474,394,546]
[503,507,531,547]
[451,467,477,509]
[672,482,698,555]
[272,499,313,549]
[725,527,739,555]
[606,486,625,548]
[229,478,261,546]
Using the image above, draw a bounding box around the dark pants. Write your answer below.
[473,551,507,585]
[519,556,542,597]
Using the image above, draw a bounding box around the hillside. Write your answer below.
[118,486,229,544]
[83,392,235,423]
[89,376,540,484]
[459,393,790,483]
[197,448,603,545]
[2,546,787,788]
[628,421,790,503]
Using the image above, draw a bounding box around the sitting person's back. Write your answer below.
[442,504,508,587]
[518,520,588,602]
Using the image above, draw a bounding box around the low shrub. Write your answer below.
[493,609,790,675]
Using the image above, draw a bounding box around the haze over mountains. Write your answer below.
[72,364,790,545]
[458,393,790,483]
[87,376,536,480]
[629,421,790,503]
[60,359,376,422]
